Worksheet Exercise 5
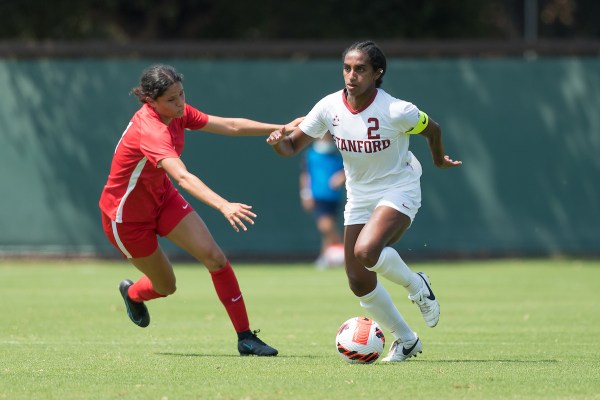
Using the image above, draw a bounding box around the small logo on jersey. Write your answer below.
[332,115,340,126]
[182,204,189,209]
[402,203,410,209]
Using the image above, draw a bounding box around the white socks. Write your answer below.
[366,247,422,296]
[359,282,415,342]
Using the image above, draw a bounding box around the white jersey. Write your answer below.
[299,88,422,201]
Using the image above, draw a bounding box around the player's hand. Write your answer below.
[284,117,304,132]
[266,126,287,146]
[329,171,346,189]
[301,197,314,212]
[220,202,256,232]
[437,155,462,169]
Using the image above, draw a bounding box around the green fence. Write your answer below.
[1,58,598,258]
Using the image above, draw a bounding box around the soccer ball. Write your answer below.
[335,316,385,364]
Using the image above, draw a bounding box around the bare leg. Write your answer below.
[166,211,226,271]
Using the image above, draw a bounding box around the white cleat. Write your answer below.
[409,272,440,328]
[381,334,422,362]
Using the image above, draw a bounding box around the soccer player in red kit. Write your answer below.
[99,64,301,356]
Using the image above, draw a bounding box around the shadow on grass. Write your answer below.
[398,359,560,363]
[156,353,558,363]
[156,352,319,358]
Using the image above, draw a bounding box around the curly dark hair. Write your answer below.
[131,64,183,103]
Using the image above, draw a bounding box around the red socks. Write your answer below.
[127,262,250,334]
[210,261,250,333]
[128,275,166,302]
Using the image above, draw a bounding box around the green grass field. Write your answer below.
[1,258,599,399]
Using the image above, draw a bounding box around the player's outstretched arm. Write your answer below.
[202,115,303,137]
[160,157,256,232]
[418,117,462,169]
[267,126,314,157]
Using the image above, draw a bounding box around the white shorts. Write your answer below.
[344,183,422,225]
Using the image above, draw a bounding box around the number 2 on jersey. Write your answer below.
[367,118,380,139]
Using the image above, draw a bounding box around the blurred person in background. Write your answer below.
[267,41,462,362]
[299,133,346,268]
[99,64,302,356]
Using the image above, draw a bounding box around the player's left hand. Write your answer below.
[220,202,256,232]
[437,155,462,169]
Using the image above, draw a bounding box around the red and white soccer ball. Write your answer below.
[336,316,385,364]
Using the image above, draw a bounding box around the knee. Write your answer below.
[353,243,381,268]
[162,284,177,296]
[346,273,376,297]
[203,250,228,271]
[317,216,335,232]
[154,279,177,296]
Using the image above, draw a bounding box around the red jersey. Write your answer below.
[99,103,208,222]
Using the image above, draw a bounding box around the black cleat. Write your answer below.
[119,279,150,328]
[238,330,278,356]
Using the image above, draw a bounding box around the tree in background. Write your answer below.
[0,0,596,40]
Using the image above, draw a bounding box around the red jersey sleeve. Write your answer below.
[184,104,209,130]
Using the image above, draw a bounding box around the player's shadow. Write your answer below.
[394,359,560,363]
[156,352,318,358]
[156,353,557,362]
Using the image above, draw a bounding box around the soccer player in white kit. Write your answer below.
[267,41,462,362]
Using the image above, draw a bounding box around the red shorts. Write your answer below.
[101,188,194,259]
